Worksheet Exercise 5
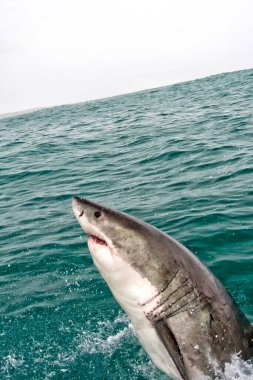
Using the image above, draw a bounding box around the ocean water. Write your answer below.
[0,68,253,379]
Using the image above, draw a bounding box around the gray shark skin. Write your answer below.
[72,197,253,380]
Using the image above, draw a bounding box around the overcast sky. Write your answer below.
[0,0,253,114]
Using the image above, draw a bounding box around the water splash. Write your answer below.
[222,355,253,380]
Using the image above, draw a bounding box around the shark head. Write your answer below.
[72,196,150,263]
[72,196,165,305]
[73,197,169,281]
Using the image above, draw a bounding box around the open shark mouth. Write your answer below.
[89,234,107,246]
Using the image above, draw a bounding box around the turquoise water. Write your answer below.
[0,69,253,379]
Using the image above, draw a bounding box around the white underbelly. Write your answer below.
[92,252,182,379]
[100,268,182,380]
[110,286,182,380]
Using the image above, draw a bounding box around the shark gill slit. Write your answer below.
[167,294,208,320]
[139,269,181,307]
[149,280,190,315]
[151,289,207,322]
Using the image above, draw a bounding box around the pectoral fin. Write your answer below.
[155,319,189,380]
[250,324,253,346]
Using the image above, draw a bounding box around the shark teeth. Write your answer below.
[89,234,107,246]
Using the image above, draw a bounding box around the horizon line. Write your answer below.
[1,67,252,121]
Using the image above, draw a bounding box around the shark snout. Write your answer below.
[72,196,86,217]
[72,196,109,246]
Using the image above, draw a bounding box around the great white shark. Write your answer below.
[72,197,253,380]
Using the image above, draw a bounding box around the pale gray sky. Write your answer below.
[1,0,253,114]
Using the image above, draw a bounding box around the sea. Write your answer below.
[0,68,253,379]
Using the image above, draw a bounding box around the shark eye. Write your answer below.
[94,211,101,218]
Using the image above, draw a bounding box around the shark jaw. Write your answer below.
[88,234,107,246]
[89,235,107,246]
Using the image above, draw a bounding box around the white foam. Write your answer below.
[1,354,24,377]
[221,354,253,380]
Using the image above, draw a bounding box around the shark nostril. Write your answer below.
[79,210,84,217]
